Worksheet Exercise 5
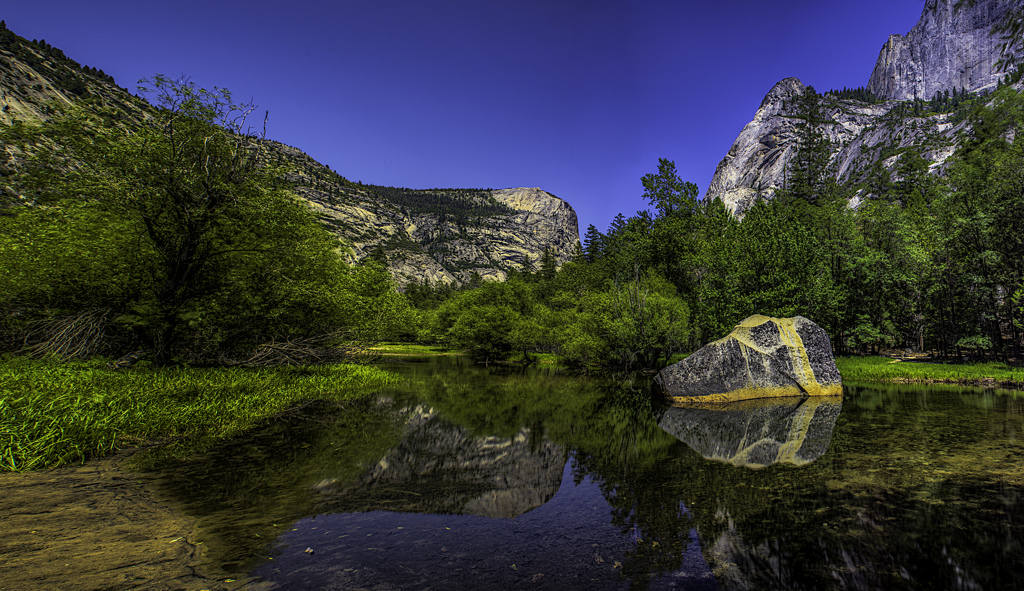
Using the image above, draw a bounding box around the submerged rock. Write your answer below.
[658,396,843,468]
[655,315,842,404]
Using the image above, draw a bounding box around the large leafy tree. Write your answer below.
[642,158,701,299]
[0,76,398,365]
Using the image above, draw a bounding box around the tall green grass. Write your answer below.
[836,356,1024,386]
[0,356,399,472]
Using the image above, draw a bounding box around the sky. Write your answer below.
[3,0,927,234]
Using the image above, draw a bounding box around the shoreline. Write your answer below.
[0,447,259,591]
[854,376,1024,390]
[834,356,1024,391]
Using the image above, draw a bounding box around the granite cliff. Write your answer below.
[705,77,970,215]
[867,0,1018,101]
[273,141,581,287]
[0,22,580,288]
[706,0,1019,216]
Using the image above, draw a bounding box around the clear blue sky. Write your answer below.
[3,0,925,234]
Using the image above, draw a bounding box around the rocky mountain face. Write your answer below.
[867,0,1018,101]
[705,78,970,215]
[0,24,149,128]
[273,141,581,287]
[316,183,581,289]
[0,22,580,288]
[706,0,1017,216]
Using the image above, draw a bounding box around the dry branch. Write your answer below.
[21,308,116,359]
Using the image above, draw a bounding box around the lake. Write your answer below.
[140,356,1024,590]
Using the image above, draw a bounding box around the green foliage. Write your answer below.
[0,76,412,365]
[426,278,540,363]
[554,271,690,371]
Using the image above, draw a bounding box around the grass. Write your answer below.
[371,343,564,366]
[0,355,400,473]
[370,342,456,356]
[836,356,1024,388]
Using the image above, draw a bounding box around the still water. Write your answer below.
[141,357,1024,590]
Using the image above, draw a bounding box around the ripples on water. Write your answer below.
[141,357,1024,590]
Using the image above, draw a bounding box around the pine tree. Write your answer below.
[783,86,833,208]
[582,224,605,263]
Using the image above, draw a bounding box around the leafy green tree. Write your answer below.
[428,278,540,363]
[581,224,605,263]
[1,75,392,365]
[642,158,699,220]
[554,271,690,371]
[783,86,833,209]
[931,85,1024,358]
[729,197,825,322]
[537,246,558,282]
[642,158,701,299]
[690,196,743,343]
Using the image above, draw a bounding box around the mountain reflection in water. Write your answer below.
[658,396,842,468]
[311,405,566,518]
[138,358,1024,590]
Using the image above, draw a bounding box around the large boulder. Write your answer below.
[655,315,842,404]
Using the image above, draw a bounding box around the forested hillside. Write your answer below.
[0,21,579,290]
[3,14,1023,371]
[407,80,1024,366]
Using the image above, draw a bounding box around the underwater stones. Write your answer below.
[655,315,842,404]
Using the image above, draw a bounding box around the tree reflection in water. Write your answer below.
[143,358,1024,590]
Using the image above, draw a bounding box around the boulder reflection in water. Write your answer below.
[658,396,842,468]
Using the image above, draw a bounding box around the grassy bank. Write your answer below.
[371,343,567,367]
[370,342,457,356]
[836,356,1024,388]
[0,356,400,472]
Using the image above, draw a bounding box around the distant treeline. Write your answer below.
[823,83,1001,123]
[0,20,115,97]
[364,185,515,223]
[825,86,881,104]
[886,85,981,121]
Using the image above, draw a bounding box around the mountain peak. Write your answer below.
[759,77,805,110]
[867,0,1018,101]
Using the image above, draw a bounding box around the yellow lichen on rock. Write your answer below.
[656,315,843,404]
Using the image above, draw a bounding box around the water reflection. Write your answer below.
[137,358,1024,590]
[657,396,842,468]
[256,458,716,591]
[312,405,566,518]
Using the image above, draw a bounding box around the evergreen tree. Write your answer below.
[582,224,605,263]
[783,86,833,208]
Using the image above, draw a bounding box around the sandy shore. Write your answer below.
[0,448,258,591]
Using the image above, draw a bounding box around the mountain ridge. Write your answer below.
[0,21,580,288]
[705,0,1020,216]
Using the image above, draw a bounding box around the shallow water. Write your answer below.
[142,357,1024,590]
